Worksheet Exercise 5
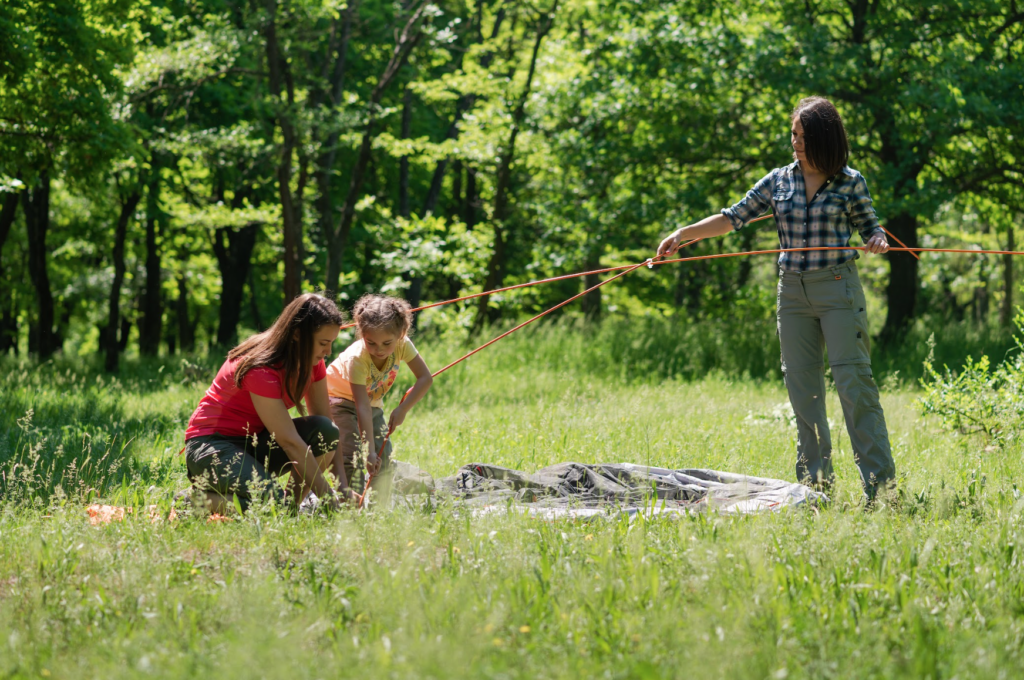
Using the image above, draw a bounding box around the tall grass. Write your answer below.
[1,318,1023,679]
[0,357,204,503]
[0,315,1015,501]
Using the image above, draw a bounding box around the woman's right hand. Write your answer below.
[657,229,684,258]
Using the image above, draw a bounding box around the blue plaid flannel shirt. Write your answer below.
[721,162,883,272]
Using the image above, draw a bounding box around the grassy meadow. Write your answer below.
[1,320,1023,679]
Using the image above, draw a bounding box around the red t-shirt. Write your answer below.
[185,357,327,439]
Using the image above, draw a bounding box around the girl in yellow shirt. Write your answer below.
[326,294,433,499]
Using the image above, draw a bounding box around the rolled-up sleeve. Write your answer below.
[721,170,776,230]
[849,174,882,242]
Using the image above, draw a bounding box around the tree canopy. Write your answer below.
[0,0,1021,365]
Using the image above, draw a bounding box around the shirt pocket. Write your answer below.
[821,191,849,219]
[772,189,795,217]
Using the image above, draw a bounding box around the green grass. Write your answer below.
[2,322,1024,679]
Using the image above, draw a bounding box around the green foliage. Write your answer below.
[1,0,1022,360]
[0,0,142,180]
[919,321,1024,445]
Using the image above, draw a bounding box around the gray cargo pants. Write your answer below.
[777,259,895,500]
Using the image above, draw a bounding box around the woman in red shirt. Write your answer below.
[183,293,346,512]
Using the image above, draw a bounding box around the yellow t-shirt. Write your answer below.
[326,337,419,407]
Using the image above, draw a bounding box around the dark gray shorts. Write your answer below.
[330,397,393,495]
[185,415,338,509]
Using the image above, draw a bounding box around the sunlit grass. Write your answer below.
[1,323,1023,678]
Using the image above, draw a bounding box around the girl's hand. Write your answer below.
[865,232,889,255]
[388,405,407,432]
[657,229,683,258]
[366,451,380,475]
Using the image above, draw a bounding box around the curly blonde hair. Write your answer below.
[352,294,413,338]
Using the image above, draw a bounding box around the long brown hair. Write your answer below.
[792,96,850,177]
[229,293,345,413]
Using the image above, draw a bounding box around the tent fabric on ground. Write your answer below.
[388,461,828,517]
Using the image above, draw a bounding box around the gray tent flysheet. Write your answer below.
[385,461,828,518]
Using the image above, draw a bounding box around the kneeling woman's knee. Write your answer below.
[304,415,340,455]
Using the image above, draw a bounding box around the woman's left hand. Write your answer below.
[388,405,407,432]
[865,232,889,255]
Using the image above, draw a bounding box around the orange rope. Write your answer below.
[354,239,704,508]
[348,218,1021,508]
[341,214,1024,331]
[879,226,920,261]
[337,218,776,330]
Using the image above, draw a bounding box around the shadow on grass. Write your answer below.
[0,355,216,502]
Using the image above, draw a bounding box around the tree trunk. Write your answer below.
[1001,224,1014,327]
[263,0,302,302]
[399,86,413,219]
[474,2,558,331]
[450,159,463,217]
[164,289,177,355]
[405,274,423,329]
[314,0,357,294]
[422,96,471,217]
[22,171,57,358]
[104,191,142,372]
[324,5,427,292]
[249,268,264,331]
[0,305,15,355]
[0,191,16,252]
[879,211,919,344]
[464,165,478,229]
[0,192,18,354]
[396,86,425,318]
[139,165,163,355]
[868,93,928,344]
[176,273,196,353]
[118,313,132,353]
[422,7,506,218]
[213,224,259,347]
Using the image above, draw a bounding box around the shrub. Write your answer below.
[918,327,1024,445]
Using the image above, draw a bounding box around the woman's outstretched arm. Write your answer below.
[657,214,734,258]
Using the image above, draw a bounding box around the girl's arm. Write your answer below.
[304,378,332,418]
[388,354,433,431]
[657,214,733,258]
[349,386,380,473]
[250,394,340,506]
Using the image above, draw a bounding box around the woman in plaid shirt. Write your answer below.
[657,96,896,505]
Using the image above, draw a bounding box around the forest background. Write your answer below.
[3,4,1024,677]
[1,0,1022,374]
